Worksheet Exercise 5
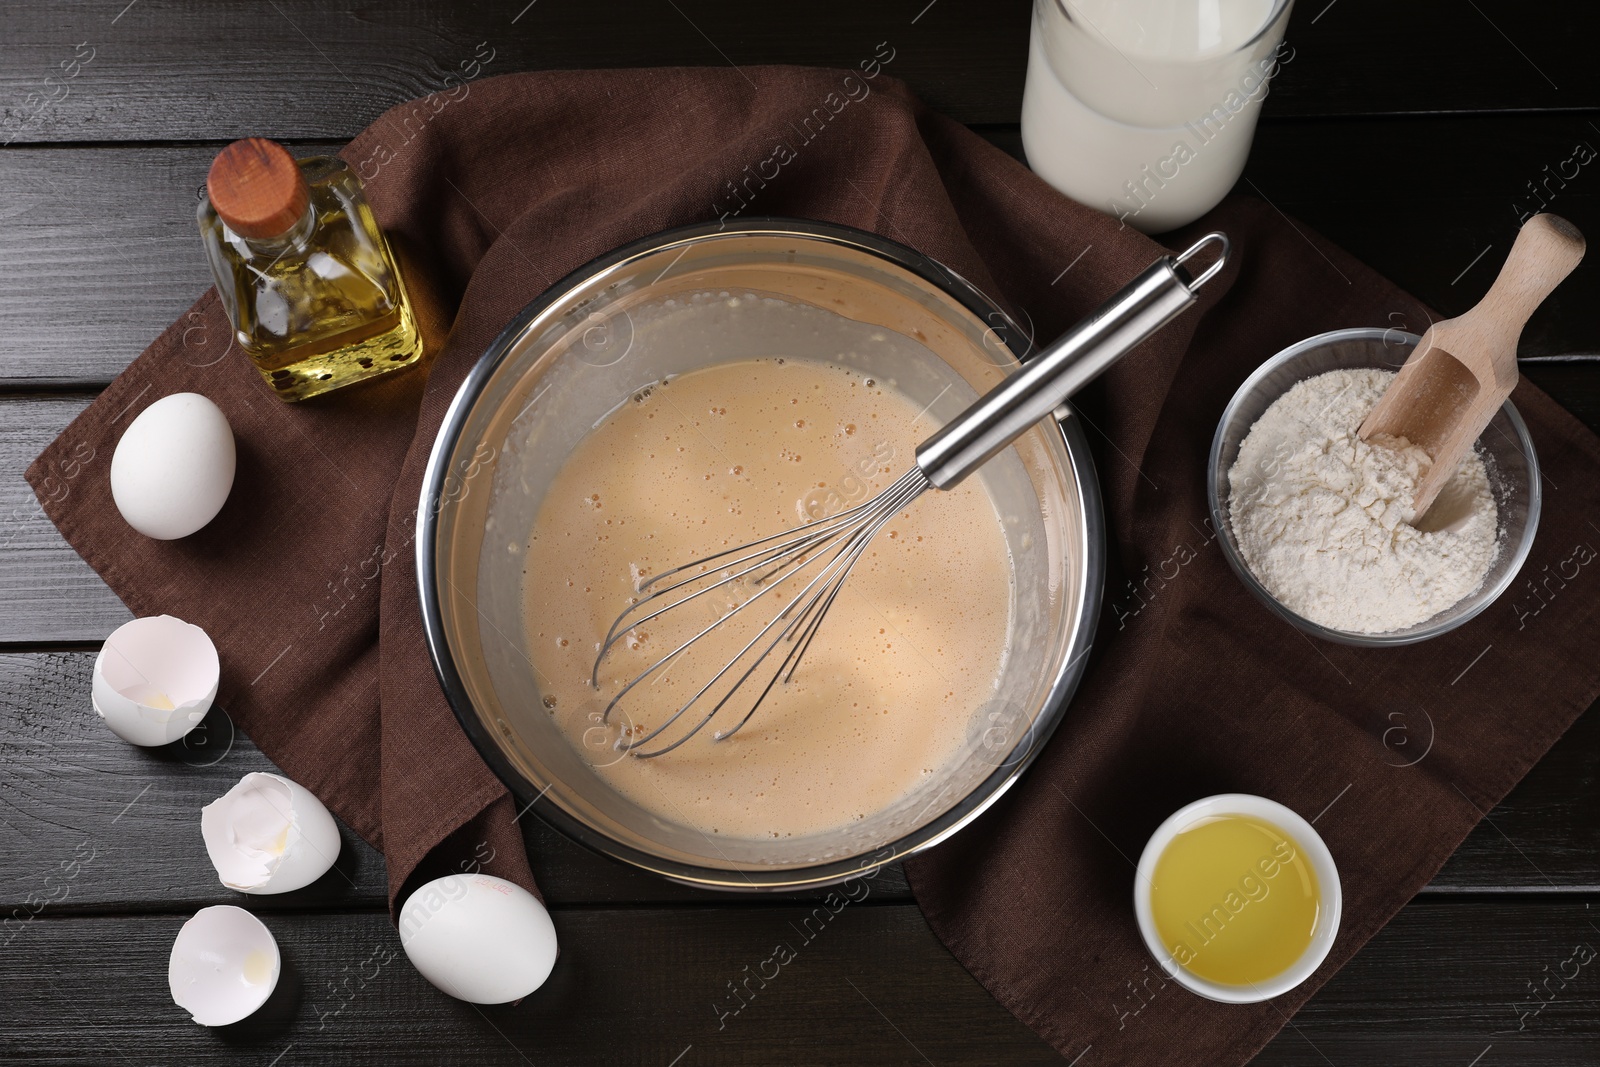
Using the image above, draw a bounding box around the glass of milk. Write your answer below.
[1021,0,1294,233]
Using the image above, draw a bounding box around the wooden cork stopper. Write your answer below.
[207,138,309,239]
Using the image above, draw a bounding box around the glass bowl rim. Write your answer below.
[1205,326,1542,647]
[415,217,1108,889]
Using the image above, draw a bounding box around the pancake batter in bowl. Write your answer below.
[520,356,1015,839]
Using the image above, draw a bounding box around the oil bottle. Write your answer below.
[198,138,423,401]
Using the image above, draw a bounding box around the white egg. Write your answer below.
[110,392,236,540]
[92,615,218,746]
[399,874,557,1004]
[168,905,280,1026]
[201,772,342,894]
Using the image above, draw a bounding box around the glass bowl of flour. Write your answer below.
[1208,327,1540,646]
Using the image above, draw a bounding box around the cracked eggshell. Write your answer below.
[92,615,218,747]
[111,391,236,540]
[399,874,557,1004]
[202,772,342,894]
[168,905,280,1026]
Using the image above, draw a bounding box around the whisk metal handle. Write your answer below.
[915,232,1229,490]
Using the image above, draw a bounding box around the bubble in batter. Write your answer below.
[521,357,1015,839]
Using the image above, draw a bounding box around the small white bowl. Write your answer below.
[1133,793,1341,1004]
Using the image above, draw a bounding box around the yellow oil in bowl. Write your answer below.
[1149,813,1321,986]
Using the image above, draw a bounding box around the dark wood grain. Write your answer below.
[1429,699,1600,892]
[0,0,1592,151]
[1,646,1593,916]
[985,112,1600,354]
[0,143,321,389]
[0,0,1036,140]
[0,651,390,913]
[1241,114,1600,360]
[4,3,1600,1063]
[3,900,1597,1066]
[1521,360,1600,429]
[8,357,1599,648]
[5,905,1061,1066]
[3,116,1599,387]
[0,647,916,912]
[1253,898,1600,1066]
[0,397,129,639]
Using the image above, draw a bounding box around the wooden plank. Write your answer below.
[0,396,129,639]
[1253,899,1600,1066]
[1240,113,1600,359]
[3,115,1600,387]
[2,899,1597,1065]
[3,905,1057,1065]
[10,350,1600,644]
[0,650,913,913]
[0,649,1593,916]
[0,0,1035,141]
[0,0,1591,150]
[1431,697,1600,892]
[0,5,1591,1062]
[1522,360,1600,432]
[989,113,1600,357]
[0,650,389,913]
[1262,0,1588,118]
[0,142,322,388]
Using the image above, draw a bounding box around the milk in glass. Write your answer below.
[1021,0,1293,233]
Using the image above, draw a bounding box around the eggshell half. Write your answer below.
[202,772,342,894]
[92,615,218,747]
[398,874,557,1004]
[168,905,280,1026]
[110,391,236,540]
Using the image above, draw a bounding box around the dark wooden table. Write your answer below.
[2,2,1598,1064]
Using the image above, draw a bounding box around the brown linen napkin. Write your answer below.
[903,207,1600,1064]
[28,66,1600,1064]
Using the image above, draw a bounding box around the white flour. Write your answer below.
[1227,368,1500,633]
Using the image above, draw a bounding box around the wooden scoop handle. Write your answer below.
[1461,213,1586,370]
[1360,213,1584,522]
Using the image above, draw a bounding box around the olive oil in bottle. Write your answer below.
[198,138,423,401]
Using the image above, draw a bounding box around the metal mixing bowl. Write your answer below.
[417,219,1105,889]
[1207,327,1540,646]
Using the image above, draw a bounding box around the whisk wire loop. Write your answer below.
[589,476,918,684]
[586,232,1228,758]
[594,468,929,757]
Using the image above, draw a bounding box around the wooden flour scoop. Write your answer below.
[1360,213,1585,521]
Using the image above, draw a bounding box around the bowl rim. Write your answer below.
[1206,326,1542,646]
[1132,793,1343,1004]
[415,216,1107,890]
